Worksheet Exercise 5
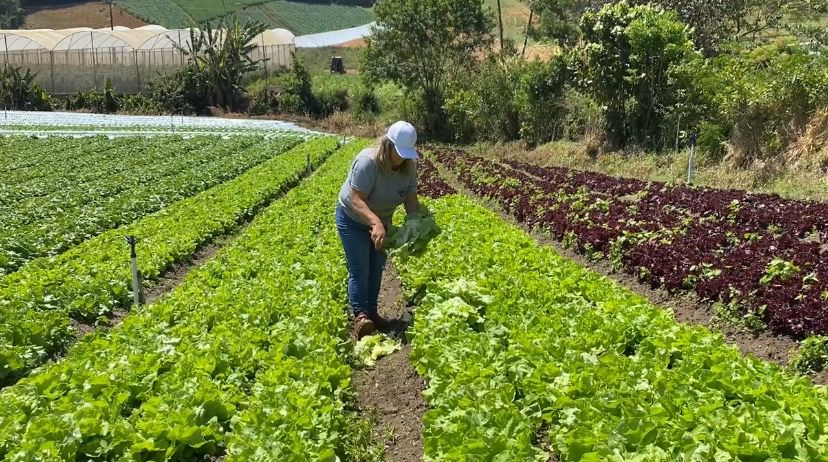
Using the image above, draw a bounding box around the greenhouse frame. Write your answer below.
[0,26,296,94]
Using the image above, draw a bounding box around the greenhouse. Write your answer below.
[0,26,296,94]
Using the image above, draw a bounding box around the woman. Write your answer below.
[336,121,421,339]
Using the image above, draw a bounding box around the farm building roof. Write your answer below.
[0,26,296,52]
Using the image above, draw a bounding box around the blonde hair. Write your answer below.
[372,136,414,174]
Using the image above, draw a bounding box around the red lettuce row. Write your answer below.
[418,157,456,198]
[431,148,828,338]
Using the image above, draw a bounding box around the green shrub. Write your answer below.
[444,56,572,146]
[119,94,164,115]
[0,64,51,111]
[515,57,570,146]
[697,43,828,163]
[65,79,122,113]
[562,88,602,140]
[148,17,266,114]
[352,86,380,119]
[316,86,350,117]
[790,336,828,374]
[696,122,727,158]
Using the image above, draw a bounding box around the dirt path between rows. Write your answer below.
[430,158,828,386]
[353,264,426,462]
[145,235,235,305]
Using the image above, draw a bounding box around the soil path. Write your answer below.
[430,157,828,386]
[145,235,235,304]
[353,264,426,462]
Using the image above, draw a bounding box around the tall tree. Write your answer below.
[362,0,493,136]
[577,1,695,150]
[530,0,602,45]
[0,0,23,29]
[531,0,826,53]
[645,0,824,53]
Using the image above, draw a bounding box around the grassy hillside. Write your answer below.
[115,0,373,32]
[484,0,531,43]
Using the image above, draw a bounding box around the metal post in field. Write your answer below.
[687,132,698,185]
[125,236,146,306]
[90,32,98,89]
[49,51,55,94]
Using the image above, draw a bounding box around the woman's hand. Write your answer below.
[370,222,386,250]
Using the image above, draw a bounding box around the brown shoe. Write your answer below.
[367,312,388,328]
[354,313,375,339]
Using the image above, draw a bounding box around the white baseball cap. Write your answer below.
[386,121,418,160]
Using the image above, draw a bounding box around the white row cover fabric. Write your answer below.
[294,22,373,48]
[0,26,296,52]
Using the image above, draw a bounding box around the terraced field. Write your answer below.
[111,0,373,32]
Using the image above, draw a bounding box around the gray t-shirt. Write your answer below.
[338,148,418,226]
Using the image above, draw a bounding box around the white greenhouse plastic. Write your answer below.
[0,26,296,94]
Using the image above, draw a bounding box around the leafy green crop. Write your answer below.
[0,136,339,386]
[790,336,828,374]
[385,206,440,259]
[394,195,828,460]
[0,140,381,461]
[0,135,303,276]
[353,334,401,367]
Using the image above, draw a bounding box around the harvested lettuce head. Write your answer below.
[353,333,401,367]
[385,207,440,259]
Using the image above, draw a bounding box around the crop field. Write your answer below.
[1,133,827,460]
[113,0,374,32]
[429,148,828,338]
[0,136,302,276]
[234,1,375,35]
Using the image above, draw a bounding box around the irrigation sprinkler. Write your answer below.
[687,132,698,185]
[124,236,146,306]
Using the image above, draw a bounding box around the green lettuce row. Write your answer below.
[0,137,104,181]
[0,140,376,461]
[395,195,828,461]
[222,140,377,461]
[0,137,154,200]
[0,135,305,275]
[0,136,339,386]
[0,136,193,208]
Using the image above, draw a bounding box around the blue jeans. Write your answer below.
[335,205,387,316]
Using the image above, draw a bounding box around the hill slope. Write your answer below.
[114,0,373,32]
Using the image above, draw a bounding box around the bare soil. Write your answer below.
[353,264,426,462]
[337,38,367,48]
[24,2,147,30]
[432,158,828,386]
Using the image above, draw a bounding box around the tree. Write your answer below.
[643,0,825,54]
[0,0,23,29]
[530,0,825,54]
[151,17,265,113]
[362,0,493,136]
[0,64,51,111]
[577,1,695,150]
[530,0,605,46]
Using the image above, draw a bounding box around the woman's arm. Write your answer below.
[350,188,386,249]
[403,192,421,216]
